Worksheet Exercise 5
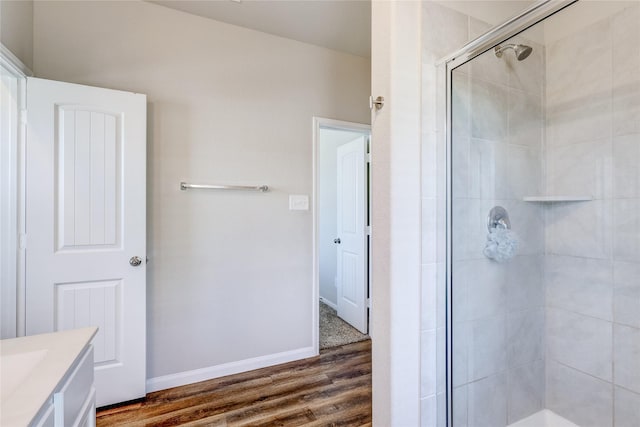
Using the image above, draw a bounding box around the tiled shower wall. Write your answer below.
[420,4,473,426]
[544,5,640,427]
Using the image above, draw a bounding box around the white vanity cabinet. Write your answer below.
[32,346,95,427]
[0,328,98,427]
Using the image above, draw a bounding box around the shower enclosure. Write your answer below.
[431,1,640,426]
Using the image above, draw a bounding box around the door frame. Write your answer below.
[0,44,32,338]
[312,117,371,354]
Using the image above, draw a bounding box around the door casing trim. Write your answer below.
[0,43,29,338]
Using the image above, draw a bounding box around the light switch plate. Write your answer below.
[289,195,309,211]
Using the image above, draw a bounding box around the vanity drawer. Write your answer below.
[53,345,94,426]
[76,387,96,427]
[32,401,54,427]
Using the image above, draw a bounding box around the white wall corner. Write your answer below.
[371,0,423,426]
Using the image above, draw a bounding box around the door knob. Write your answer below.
[129,256,143,267]
[334,238,341,244]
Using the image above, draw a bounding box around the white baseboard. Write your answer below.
[319,297,337,310]
[146,346,316,393]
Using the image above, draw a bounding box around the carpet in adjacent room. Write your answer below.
[319,301,369,349]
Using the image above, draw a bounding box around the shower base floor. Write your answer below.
[508,410,579,427]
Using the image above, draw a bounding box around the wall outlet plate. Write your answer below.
[289,194,309,211]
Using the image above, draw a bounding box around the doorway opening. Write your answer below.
[313,117,371,351]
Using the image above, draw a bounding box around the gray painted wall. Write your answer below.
[32,0,370,382]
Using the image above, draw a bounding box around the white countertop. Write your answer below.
[0,327,98,427]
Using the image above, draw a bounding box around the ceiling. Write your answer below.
[148,0,371,58]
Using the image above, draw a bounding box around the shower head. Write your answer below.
[494,44,533,61]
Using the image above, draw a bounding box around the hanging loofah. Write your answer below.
[483,228,518,262]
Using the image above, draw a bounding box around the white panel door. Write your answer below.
[336,136,367,334]
[26,77,146,407]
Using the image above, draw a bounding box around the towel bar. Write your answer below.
[180,182,269,192]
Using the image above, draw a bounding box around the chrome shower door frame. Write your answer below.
[441,1,578,426]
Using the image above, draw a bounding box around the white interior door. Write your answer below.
[336,136,367,334]
[25,77,146,407]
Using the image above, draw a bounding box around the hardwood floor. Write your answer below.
[96,340,372,426]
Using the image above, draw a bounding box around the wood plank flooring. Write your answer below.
[96,340,371,427]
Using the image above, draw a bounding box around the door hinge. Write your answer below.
[366,226,371,236]
[19,233,26,250]
[20,109,27,125]
[366,298,371,308]
[366,153,371,163]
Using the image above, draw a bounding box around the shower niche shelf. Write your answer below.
[523,196,593,202]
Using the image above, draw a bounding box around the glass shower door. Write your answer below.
[450,29,546,426]
[447,2,640,426]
